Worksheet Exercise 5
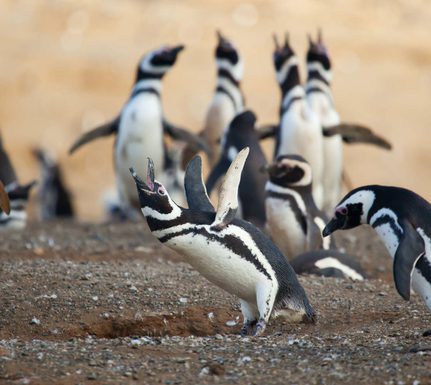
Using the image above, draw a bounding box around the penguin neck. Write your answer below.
[305,61,333,101]
[277,58,305,116]
[215,74,244,113]
[131,79,162,99]
[369,208,403,258]
[265,181,314,214]
[142,198,184,232]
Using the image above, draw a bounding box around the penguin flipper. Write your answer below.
[0,135,18,186]
[205,156,232,195]
[69,118,119,154]
[256,124,279,140]
[163,120,209,154]
[323,123,392,150]
[0,180,10,215]
[184,156,214,212]
[393,220,425,301]
[211,147,249,230]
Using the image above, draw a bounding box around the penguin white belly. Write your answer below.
[116,94,164,207]
[0,210,26,230]
[204,94,236,166]
[308,95,343,211]
[374,223,431,310]
[265,197,306,259]
[278,107,324,208]
[163,228,272,303]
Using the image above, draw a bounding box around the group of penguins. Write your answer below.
[1,30,430,336]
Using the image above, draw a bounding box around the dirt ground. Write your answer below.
[0,221,430,385]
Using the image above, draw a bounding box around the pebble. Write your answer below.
[30,317,41,325]
[226,320,237,327]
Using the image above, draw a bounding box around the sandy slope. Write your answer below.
[0,0,430,220]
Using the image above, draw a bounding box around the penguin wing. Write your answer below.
[0,136,18,185]
[393,219,425,301]
[211,147,249,230]
[184,156,214,212]
[205,156,232,195]
[163,120,209,154]
[0,180,10,215]
[69,117,120,154]
[323,123,392,150]
[256,124,279,140]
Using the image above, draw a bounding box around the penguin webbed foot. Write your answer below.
[252,319,267,337]
[240,320,257,337]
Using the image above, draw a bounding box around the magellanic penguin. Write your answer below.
[206,110,267,228]
[0,134,36,229]
[290,250,366,281]
[204,31,245,166]
[129,148,315,336]
[33,149,74,220]
[271,33,324,208]
[264,154,335,259]
[323,185,431,311]
[305,30,393,211]
[69,45,207,212]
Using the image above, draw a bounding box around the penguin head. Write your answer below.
[323,187,377,237]
[215,31,243,81]
[306,29,331,71]
[265,155,312,188]
[5,180,37,212]
[272,32,296,71]
[129,159,179,217]
[137,45,185,80]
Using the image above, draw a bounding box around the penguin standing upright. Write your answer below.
[69,45,207,212]
[130,148,315,336]
[204,31,245,166]
[264,154,334,259]
[33,149,74,220]
[323,185,431,311]
[305,31,343,211]
[206,110,267,228]
[0,134,36,229]
[271,34,324,208]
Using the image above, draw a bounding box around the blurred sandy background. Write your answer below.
[1,0,430,221]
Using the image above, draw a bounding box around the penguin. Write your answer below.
[33,149,74,220]
[129,148,315,336]
[181,31,245,168]
[271,33,324,208]
[0,135,36,229]
[206,110,267,228]
[264,154,335,259]
[322,185,431,311]
[290,250,366,281]
[305,30,392,211]
[69,45,207,212]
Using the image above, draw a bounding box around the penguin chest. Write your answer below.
[161,229,271,303]
[115,95,165,203]
[412,229,431,310]
[0,209,27,230]
[265,197,306,259]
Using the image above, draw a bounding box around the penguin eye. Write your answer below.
[337,207,348,215]
[158,187,166,196]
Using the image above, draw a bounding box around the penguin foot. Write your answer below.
[240,320,257,336]
[252,319,266,337]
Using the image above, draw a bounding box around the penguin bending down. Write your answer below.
[33,149,74,220]
[0,135,36,229]
[290,250,366,281]
[69,45,207,211]
[305,30,392,211]
[182,31,245,168]
[206,110,267,228]
[264,154,335,259]
[130,148,315,336]
[272,33,324,208]
[323,185,431,311]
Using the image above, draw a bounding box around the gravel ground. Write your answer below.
[0,221,430,385]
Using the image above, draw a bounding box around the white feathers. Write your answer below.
[313,217,330,250]
[340,189,376,224]
[216,58,244,81]
[281,85,305,112]
[370,208,403,234]
[276,56,300,84]
[306,62,333,83]
[132,79,162,94]
[314,257,364,281]
[277,158,313,187]
[139,53,171,74]
[212,147,249,228]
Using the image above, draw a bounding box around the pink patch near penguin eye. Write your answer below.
[336,207,348,215]
[158,187,165,195]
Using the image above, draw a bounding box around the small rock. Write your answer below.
[92,296,99,301]
[30,317,41,325]
[130,285,138,293]
[179,297,188,304]
[87,373,97,380]
[226,320,237,327]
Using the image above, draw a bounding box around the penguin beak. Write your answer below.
[146,158,155,191]
[168,45,185,58]
[129,160,156,194]
[322,213,345,237]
